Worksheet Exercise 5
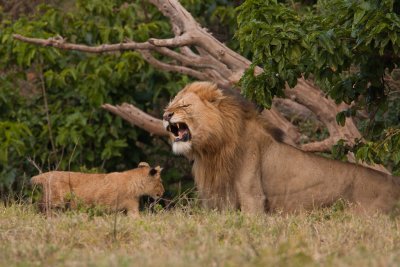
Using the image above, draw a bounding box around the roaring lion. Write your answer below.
[31,162,164,217]
[163,81,400,214]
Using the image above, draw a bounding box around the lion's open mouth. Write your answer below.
[167,122,191,142]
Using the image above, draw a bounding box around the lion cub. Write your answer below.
[31,162,164,217]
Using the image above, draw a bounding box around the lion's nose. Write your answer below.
[163,112,174,121]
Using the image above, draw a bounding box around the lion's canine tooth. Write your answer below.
[177,123,180,129]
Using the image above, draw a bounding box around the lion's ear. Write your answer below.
[209,96,224,106]
[204,89,225,105]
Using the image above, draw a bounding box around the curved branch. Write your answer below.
[202,69,231,89]
[261,107,301,146]
[101,103,168,136]
[149,34,193,47]
[286,78,362,146]
[13,33,197,54]
[140,50,209,81]
[273,98,316,121]
[154,47,232,76]
[148,0,199,32]
[149,0,252,72]
[13,34,153,52]
[300,139,335,152]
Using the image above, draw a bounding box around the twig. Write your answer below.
[68,138,80,172]
[37,62,58,162]
[112,194,120,243]
[27,157,43,173]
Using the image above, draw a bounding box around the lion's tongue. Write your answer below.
[176,129,189,141]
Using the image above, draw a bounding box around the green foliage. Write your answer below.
[236,0,400,172]
[237,0,400,107]
[330,129,400,176]
[354,128,400,175]
[330,139,352,162]
[0,122,31,163]
[0,0,236,197]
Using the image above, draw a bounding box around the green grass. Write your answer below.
[1,202,400,267]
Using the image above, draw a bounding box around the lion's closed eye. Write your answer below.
[178,104,191,108]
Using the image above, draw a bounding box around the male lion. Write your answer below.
[31,162,164,217]
[163,81,400,214]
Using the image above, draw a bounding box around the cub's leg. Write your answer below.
[236,149,266,215]
[123,199,140,218]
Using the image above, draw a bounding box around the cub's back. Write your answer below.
[105,167,150,184]
[31,171,106,189]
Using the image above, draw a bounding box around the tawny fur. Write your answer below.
[164,82,400,214]
[31,162,164,217]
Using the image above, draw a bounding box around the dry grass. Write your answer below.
[1,201,400,267]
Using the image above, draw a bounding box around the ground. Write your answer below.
[1,202,400,267]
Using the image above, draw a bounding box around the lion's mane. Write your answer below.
[164,82,275,209]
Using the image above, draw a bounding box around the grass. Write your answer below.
[1,201,400,267]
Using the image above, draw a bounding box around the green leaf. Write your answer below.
[393,151,400,165]
[356,146,369,161]
[353,9,366,25]
[336,111,346,126]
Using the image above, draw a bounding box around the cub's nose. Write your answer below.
[163,112,174,121]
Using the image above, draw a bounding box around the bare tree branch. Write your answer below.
[102,103,168,136]
[149,34,193,47]
[148,0,199,32]
[300,139,335,152]
[13,34,153,52]
[286,78,362,147]
[273,98,316,121]
[261,107,301,146]
[148,0,253,74]
[154,47,231,76]
[140,50,209,81]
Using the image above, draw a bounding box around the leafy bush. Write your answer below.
[0,0,238,197]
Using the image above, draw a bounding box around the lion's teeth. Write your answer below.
[177,123,180,129]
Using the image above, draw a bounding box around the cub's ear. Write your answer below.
[149,166,163,176]
[149,168,158,176]
[138,162,150,168]
[155,166,163,172]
